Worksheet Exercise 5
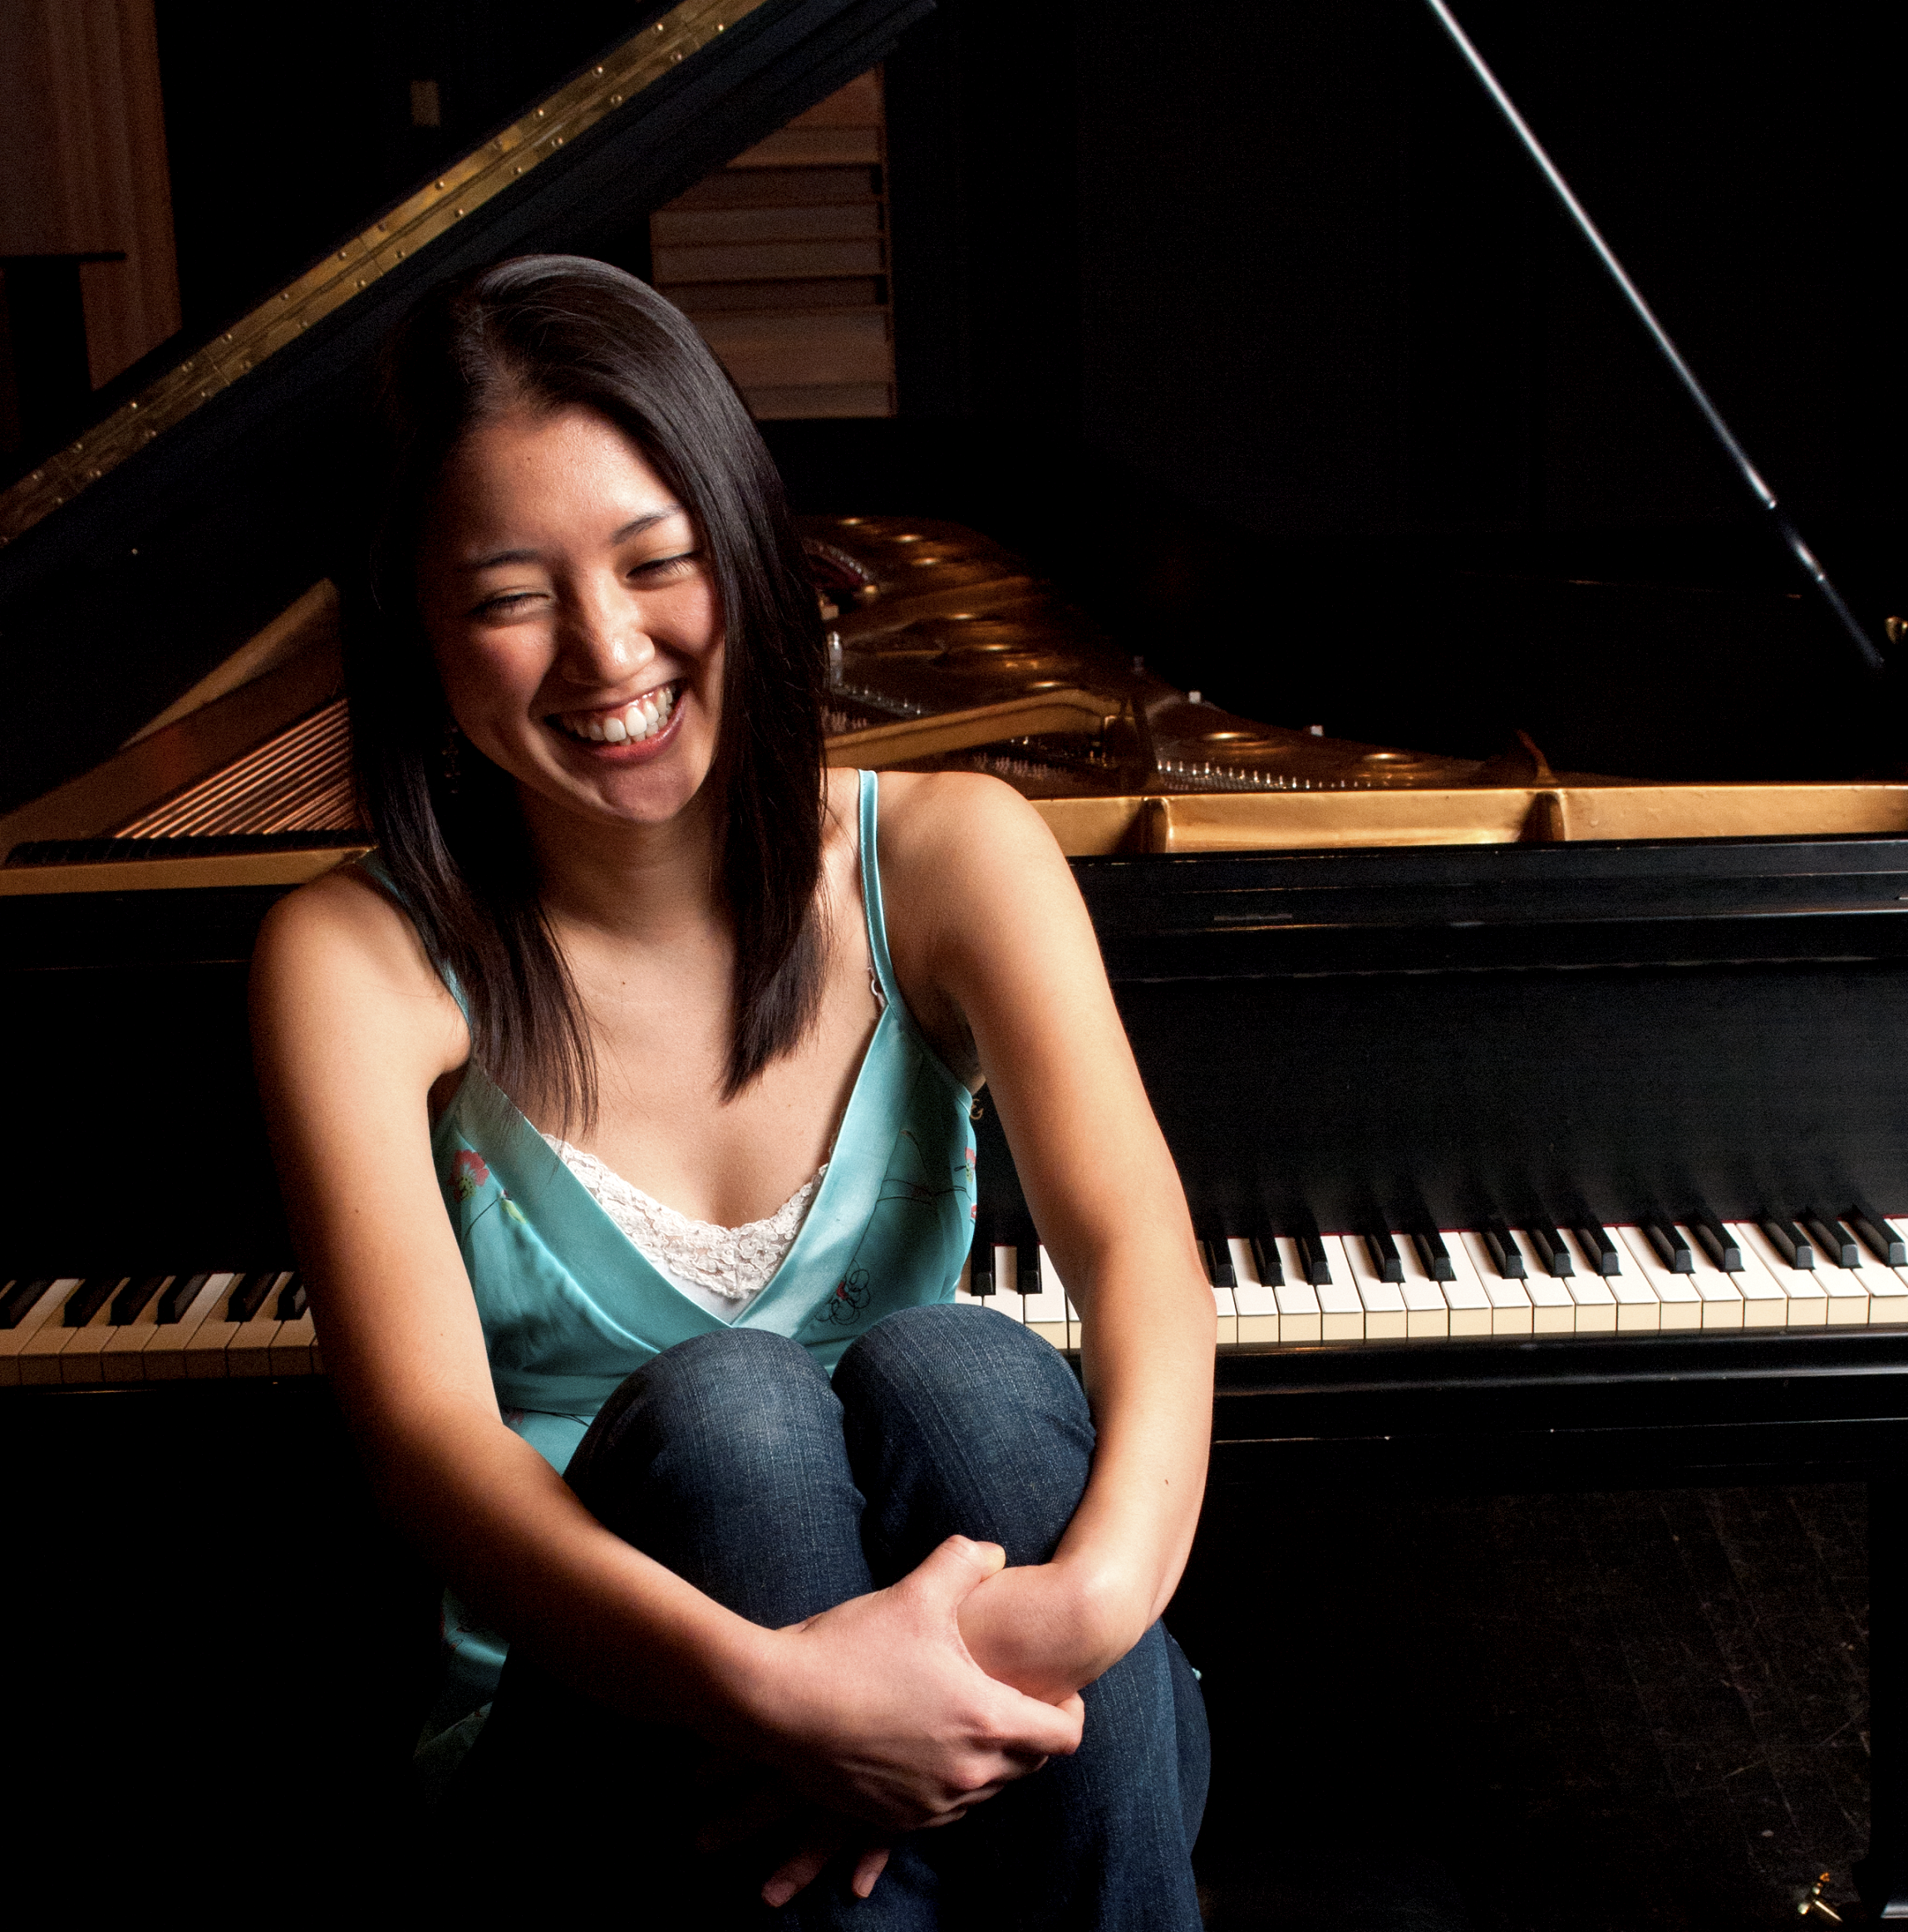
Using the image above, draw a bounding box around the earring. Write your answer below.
[439,718,464,798]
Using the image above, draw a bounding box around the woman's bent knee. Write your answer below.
[836,1300,1090,1427]
[835,1301,1095,1571]
[567,1326,834,1508]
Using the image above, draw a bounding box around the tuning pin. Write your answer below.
[1796,1871,1843,1922]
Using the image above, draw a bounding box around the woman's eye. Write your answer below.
[632,550,699,583]
[473,590,540,617]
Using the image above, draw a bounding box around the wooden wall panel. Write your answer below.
[651,68,895,420]
[0,0,181,388]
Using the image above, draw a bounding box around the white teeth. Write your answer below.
[557,683,678,745]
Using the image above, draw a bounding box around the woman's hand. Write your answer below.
[691,1764,893,1909]
[740,1534,1084,1835]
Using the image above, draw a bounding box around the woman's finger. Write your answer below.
[761,1835,838,1910]
[850,1845,892,1900]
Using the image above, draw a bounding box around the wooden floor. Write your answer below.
[1179,1482,1871,1930]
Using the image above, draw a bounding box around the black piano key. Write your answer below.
[1249,1236,1284,1287]
[1762,1218,1816,1269]
[62,1276,122,1328]
[1360,1231,1404,1284]
[1689,1211,1743,1272]
[1199,1233,1236,1288]
[225,1271,279,1323]
[1411,1231,1455,1281]
[276,1276,308,1320]
[1481,1222,1527,1280]
[0,1277,56,1330]
[1850,1202,1908,1267]
[110,1274,170,1325]
[1526,1224,1574,1278]
[1574,1222,1622,1276]
[155,1272,211,1323]
[1802,1212,1861,1269]
[1643,1222,1694,1273]
[1296,1231,1333,1287]
[1016,1240,1042,1298]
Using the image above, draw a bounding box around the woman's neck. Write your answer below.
[519,779,725,945]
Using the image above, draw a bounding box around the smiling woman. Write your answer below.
[249,256,1216,1923]
[354,258,833,1117]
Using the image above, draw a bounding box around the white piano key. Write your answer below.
[1420,1234,1491,1337]
[1389,1235,1450,1340]
[1732,1222,1826,1325]
[17,1277,122,1386]
[269,1310,318,1377]
[1456,1231,1532,1335]
[100,1274,194,1380]
[1268,1236,1322,1343]
[1554,1230,1618,1333]
[140,1272,234,1379]
[1017,1246,1067,1348]
[1228,1237,1281,1344]
[1510,1232,1583,1334]
[1718,1230,1788,1328]
[1208,1284,1235,1345]
[1614,1226,1704,1332]
[0,1278,81,1387]
[226,1272,293,1379]
[57,1276,132,1384]
[185,1273,268,1378]
[1343,1236,1407,1341]
[1593,1227,1660,1333]
[1312,1235,1365,1342]
[1869,1258,1908,1326]
[1811,1241,1873,1325]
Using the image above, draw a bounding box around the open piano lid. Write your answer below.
[3,0,1906,878]
[0,0,932,823]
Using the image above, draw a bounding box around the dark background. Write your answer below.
[30,0,1908,776]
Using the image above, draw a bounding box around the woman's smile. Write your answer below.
[548,677,683,750]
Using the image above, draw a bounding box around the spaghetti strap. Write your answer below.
[858,769,902,1011]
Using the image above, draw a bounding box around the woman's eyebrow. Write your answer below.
[460,506,685,573]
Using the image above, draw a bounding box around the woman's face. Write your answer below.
[416,403,722,833]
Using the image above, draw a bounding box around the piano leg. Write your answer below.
[1861,1467,1908,1920]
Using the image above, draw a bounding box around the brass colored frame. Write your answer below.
[0,0,769,550]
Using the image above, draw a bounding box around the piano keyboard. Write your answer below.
[0,1271,317,1387]
[957,1207,1908,1348]
[10,1205,1908,1389]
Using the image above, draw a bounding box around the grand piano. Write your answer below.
[5,0,1907,1913]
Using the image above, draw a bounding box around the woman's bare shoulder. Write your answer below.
[252,861,467,1074]
[873,769,1060,885]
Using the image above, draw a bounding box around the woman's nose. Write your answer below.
[559,583,655,684]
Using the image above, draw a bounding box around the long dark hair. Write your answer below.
[347,254,828,1122]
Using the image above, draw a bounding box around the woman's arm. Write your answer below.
[883,775,1217,1702]
[250,869,1080,1828]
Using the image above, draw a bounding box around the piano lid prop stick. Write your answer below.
[1420,0,1886,679]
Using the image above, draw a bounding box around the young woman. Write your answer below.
[250,254,1216,1925]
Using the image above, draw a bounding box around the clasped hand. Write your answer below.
[700,1536,1089,1907]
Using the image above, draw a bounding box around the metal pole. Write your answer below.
[1421,0,1884,676]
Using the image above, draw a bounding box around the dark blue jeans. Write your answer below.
[452,1303,1207,1929]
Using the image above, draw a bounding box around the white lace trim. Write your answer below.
[543,1134,822,1308]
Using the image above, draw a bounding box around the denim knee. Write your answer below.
[834,1301,1095,1573]
[565,1326,836,1522]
